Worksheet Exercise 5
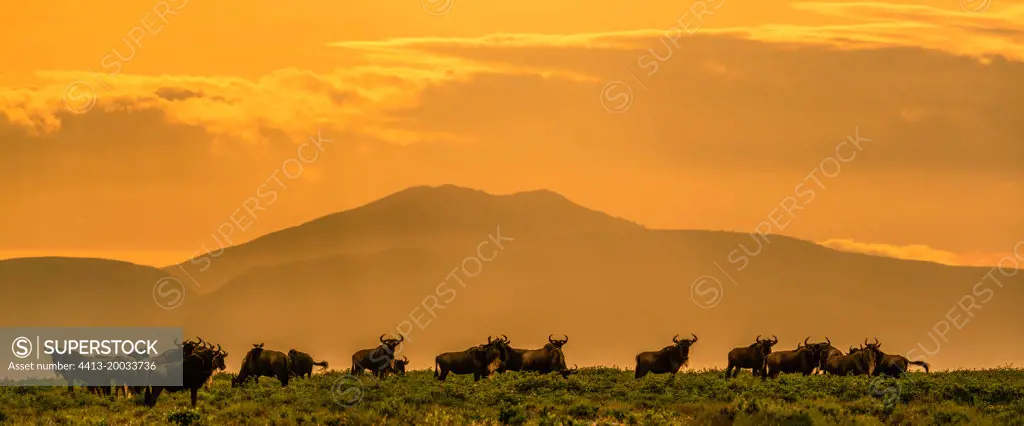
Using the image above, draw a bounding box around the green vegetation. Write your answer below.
[2,368,1023,425]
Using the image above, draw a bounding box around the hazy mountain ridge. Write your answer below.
[0,257,192,327]
[2,185,1020,372]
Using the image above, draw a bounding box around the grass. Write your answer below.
[1,368,1023,425]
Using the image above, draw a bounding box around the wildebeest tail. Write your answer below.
[434,357,439,378]
[910,360,930,373]
[314,360,329,370]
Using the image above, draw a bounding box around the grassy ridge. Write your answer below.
[1,368,1023,425]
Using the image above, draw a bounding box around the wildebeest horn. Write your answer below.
[502,334,509,342]
[825,336,831,345]
[379,334,387,344]
[398,334,405,343]
[864,338,869,346]
[488,336,493,344]
[804,337,810,346]
[216,344,222,353]
[548,334,555,343]
[672,334,681,343]
[874,337,879,346]
[771,335,778,344]
[402,355,409,362]
[689,333,698,343]
[755,334,762,342]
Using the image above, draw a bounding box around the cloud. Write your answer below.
[1,26,1021,257]
[819,238,1020,268]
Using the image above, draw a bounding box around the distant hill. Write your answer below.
[164,185,645,292]
[0,257,194,327]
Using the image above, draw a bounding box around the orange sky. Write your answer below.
[1,0,1021,267]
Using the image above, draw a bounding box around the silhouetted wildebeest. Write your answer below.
[501,334,574,378]
[231,343,291,387]
[49,352,120,396]
[351,334,405,379]
[145,344,228,408]
[725,335,777,379]
[823,338,880,376]
[634,334,699,379]
[287,349,329,379]
[387,355,410,377]
[435,336,509,381]
[854,338,930,376]
[802,336,841,375]
[765,337,820,378]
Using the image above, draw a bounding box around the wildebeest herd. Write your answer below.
[46,333,930,409]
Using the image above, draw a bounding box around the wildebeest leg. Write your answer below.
[190,387,198,408]
[145,387,163,407]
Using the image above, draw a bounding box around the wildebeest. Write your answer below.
[855,338,931,376]
[434,336,509,381]
[765,337,820,378]
[387,355,410,377]
[503,334,573,378]
[725,335,777,379]
[801,336,841,375]
[823,338,880,376]
[634,334,699,379]
[145,344,229,408]
[231,343,291,387]
[351,334,405,379]
[49,352,119,395]
[287,349,329,379]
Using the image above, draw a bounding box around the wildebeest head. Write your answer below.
[672,333,699,361]
[547,334,569,349]
[755,335,778,356]
[473,337,508,372]
[208,344,228,371]
[862,338,883,361]
[391,355,410,376]
[379,334,404,352]
[849,345,861,354]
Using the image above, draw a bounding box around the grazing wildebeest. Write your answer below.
[856,338,930,376]
[231,343,291,387]
[725,335,777,379]
[351,334,405,379]
[634,333,699,379]
[387,355,410,377]
[434,336,509,382]
[823,338,880,376]
[765,337,820,378]
[287,349,329,379]
[145,344,229,408]
[512,334,573,378]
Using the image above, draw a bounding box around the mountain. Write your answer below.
[181,226,1024,372]
[6,185,1021,372]
[0,257,195,327]
[164,185,645,292]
